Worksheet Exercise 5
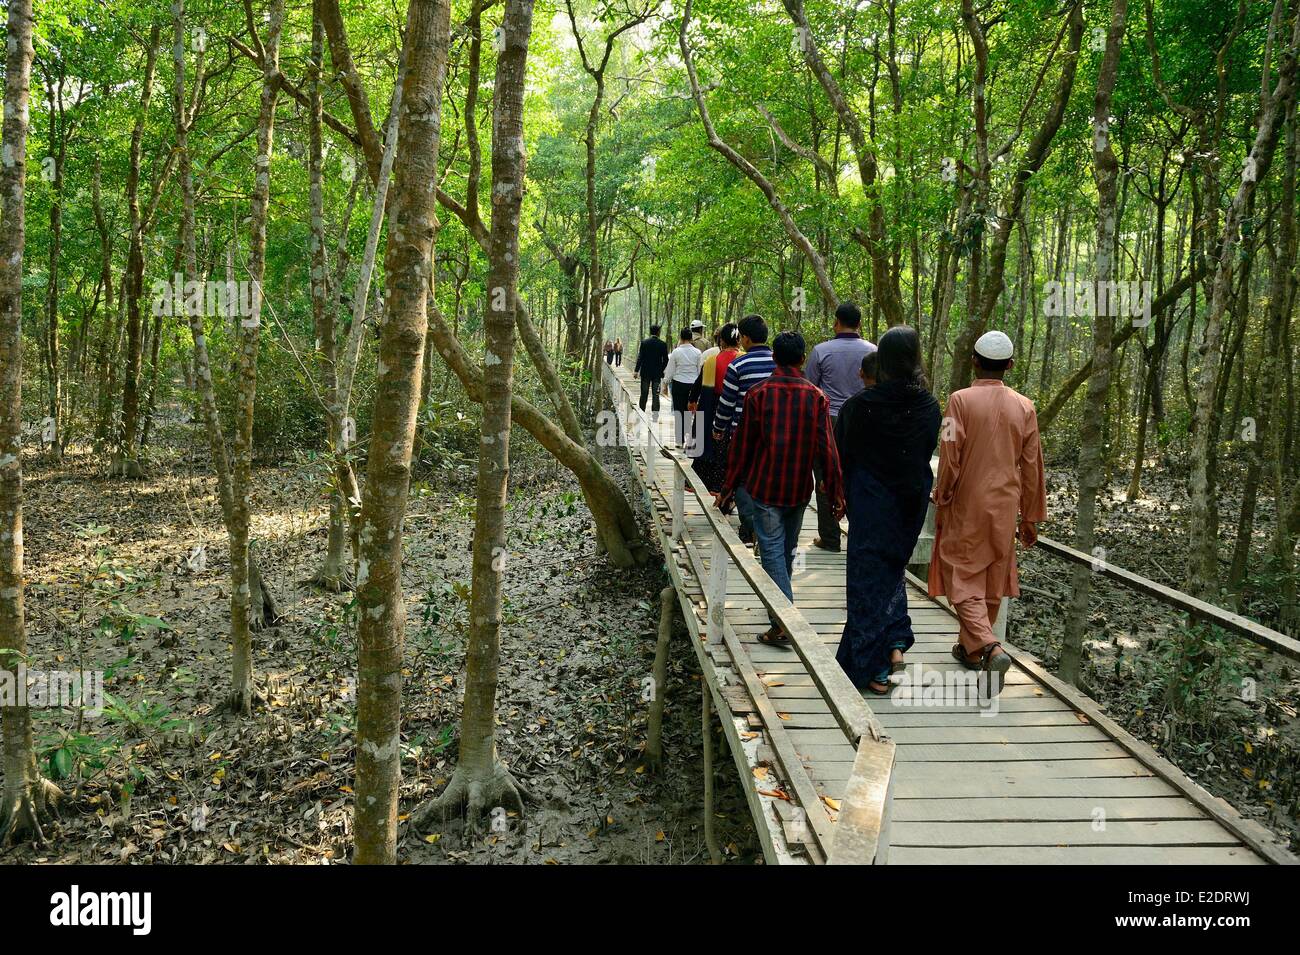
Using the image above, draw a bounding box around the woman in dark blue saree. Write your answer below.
[834,326,941,694]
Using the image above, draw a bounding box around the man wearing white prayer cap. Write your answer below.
[974,329,1014,361]
[927,328,1047,689]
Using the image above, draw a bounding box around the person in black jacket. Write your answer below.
[834,326,941,693]
[633,325,670,414]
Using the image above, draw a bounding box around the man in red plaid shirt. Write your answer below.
[715,331,845,645]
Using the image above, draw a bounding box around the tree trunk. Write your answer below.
[306,4,351,591]
[1059,0,1125,686]
[225,0,285,715]
[680,0,837,314]
[782,0,900,325]
[1230,114,1297,592]
[173,0,279,657]
[414,0,536,834]
[91,156,117,449]
[43,73,67,461]
[312,0,400,591]
[0,0,61,844]
[325,0,646,567]
[112,24,162,478]
[948,0,1083,395]
[1186,5,1300,600]
[352,0,452,865]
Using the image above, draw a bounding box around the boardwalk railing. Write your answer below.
[600,362,896,864]
[1034,536,1300,662]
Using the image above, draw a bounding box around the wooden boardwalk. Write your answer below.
[603,362,1295,865]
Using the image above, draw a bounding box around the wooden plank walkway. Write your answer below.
[602,363,1294,865]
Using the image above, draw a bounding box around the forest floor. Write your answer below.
[3,419,760,864]
[8,418,1297,862]
[1017,456,1300,852]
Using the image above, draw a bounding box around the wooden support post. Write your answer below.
[705,529,728,645]
[671,466,685,540]
[702,681,722,865]
[644,585,675,772]
[620,380,644,489]
[621,388,635,469]
[992,596,1011,642]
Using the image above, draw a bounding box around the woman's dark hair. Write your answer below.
[875,325,929,390]
[716,322,740,348]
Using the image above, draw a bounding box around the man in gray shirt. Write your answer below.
[805,301,875,551]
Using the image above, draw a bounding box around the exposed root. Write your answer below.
[249,555,283,632]
[221,684,265,718]
[409,761,536,836]
[0,778,63,847]
[635,749,663,776]
[309,565,354,593]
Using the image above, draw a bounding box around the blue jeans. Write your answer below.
[736,487,806,620]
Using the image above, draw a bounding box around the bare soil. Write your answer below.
[4,422,760,864]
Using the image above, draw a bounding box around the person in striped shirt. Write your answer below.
[711,314,775,440]
[711,314,775,542]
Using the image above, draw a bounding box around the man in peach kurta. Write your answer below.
[927,331,1047,673]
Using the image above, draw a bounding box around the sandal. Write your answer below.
[864,680,892,696]
[757,626,791,647]
[952,641,1012,675]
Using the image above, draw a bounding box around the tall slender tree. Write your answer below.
[111,23,162,478]
[947,0,1084,395]
[413,0,537,831]
[225,0,285,715]
[1059,0,1127,686]
[1185,0,1300,601]
[352,0,453,865]
[1,0,62,844]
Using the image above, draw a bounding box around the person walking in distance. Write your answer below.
[927,330,1047,689]
[614,338,623,366]
[716,331,844,646]
[689,319,707,352]
[604,339,615,365]
[806,301,875,553]
[663,326,704,447]
[633,324,670,416]
[712,314,776,543]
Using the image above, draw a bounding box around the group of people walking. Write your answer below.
[630,304,1047,697]
[603,339,624,366]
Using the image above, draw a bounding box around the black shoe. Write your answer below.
[812,537,840,553]
[739,525,754,545]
